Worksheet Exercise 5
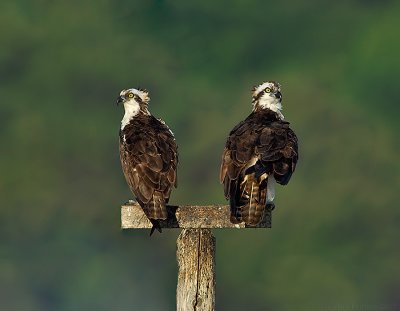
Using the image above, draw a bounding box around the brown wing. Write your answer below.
[220,119,262,224]
[256,121,298,185]
[120,116,178,220]
[220,119,258,199]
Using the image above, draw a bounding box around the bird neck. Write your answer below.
[253,98,284,119]
[121,102,149,130]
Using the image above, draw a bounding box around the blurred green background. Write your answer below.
[1,0,399,310]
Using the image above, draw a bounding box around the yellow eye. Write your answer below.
[265,87,271,93]
[127,93,134,98]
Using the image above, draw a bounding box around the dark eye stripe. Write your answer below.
[253,91,264,101]
[134,94,143,104]
[253,87,271,101]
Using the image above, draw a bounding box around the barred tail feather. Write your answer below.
[145,191,168,220]
[141,191,168,235]
[235,173,268,226]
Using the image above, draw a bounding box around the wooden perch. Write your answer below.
[121,202,272,310]
[121,202,272,229]
[177,229,215,311]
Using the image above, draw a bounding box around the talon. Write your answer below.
[266,202,275,211]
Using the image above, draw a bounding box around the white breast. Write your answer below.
[121,100,140,130]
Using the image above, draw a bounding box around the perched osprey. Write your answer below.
[220,81,298,225]
[117,88,178,234]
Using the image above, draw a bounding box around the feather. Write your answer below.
[138,179,153,202]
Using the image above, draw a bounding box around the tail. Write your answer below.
[141,191,168,236]
[232,173,268,226]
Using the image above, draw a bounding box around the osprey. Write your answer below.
[117,88,178,234]
[220,81,298,225]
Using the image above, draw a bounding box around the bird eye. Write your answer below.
[265,87,271,93]
[127,93,134,98]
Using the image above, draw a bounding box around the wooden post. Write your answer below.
[176,229,215,311]
[121,202,271,310]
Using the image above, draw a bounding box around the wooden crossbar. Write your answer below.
[121,203,271,229]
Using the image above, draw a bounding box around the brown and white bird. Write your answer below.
[117,88,178,234]
[220,81,298,225]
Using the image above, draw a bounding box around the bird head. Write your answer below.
[117,87,150,112]
[251,81,283,117]
[117,88,150,129]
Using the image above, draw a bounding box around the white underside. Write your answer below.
[267,176,276,202]
[121,100,140,130]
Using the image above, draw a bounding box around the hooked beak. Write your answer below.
[274,91,282,101]
[116,95,124,106]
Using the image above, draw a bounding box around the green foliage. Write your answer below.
[1,0,399,310]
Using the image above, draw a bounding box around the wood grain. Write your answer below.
[176,229,215,311]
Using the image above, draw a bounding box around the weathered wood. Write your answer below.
[177,229,215,311]
[121,202,272,229]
